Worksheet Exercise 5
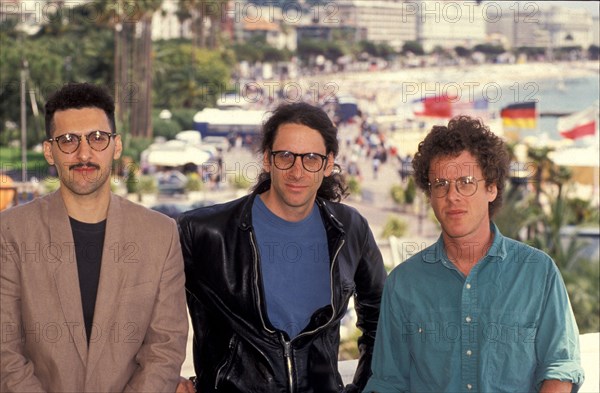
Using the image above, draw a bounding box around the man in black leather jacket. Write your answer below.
[178,102,386,393]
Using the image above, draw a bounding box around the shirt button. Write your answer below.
[466,350,472,356]
[465,316,472,323]
[466,283,471,289]
[467,384,473,390]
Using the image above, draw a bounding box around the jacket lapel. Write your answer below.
[86,194,124,376]
[49,191,88,365]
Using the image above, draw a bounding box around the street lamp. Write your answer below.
[20,59,28,182]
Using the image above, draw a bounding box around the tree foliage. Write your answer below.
[454,46,472,58]
[297,39,347,63]
[473,43,506,55]
[357,40,396,59]
[153,42,231,109]
[1,2,116,145]
[496,165,599,333]
[1,33,79,146]
[401,41,424,56]
[231,35,292,63]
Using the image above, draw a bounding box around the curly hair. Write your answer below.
[412,115,510,217]
[253,102,348,202]
[45,82,116,138]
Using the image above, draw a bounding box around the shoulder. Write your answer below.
[0,192,53,227]
[319,199,369,227]
[178,194,249,228]
[502,236,556,270]
[391,243,437,276]
[112,194,177,228]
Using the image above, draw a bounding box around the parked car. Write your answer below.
[157,170,188,195]
[150,203,190,219]
[189,200,217,210]
[150,200,217,219]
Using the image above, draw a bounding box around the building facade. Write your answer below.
[336,0,417,51]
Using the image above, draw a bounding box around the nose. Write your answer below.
[76,136,92,162]
[443,180,459,200]
[287,156,304,178]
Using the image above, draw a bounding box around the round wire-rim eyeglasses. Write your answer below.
[270,150,328,173]
[47,130,117,154]
[428,176,486,198]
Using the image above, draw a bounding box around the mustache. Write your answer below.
[69,162,100,170]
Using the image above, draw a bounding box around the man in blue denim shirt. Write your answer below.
[364,116,584,393]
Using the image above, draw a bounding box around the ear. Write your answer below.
[486,182,498,203]
[262,150,272,173]
[323,152,335,177]
[113,134,123,160]
[43,141,55,166]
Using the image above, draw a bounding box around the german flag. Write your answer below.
[500,102,537,129]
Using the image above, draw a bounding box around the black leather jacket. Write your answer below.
[178,182,386,393]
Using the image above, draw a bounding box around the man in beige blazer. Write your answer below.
[0,83,188,392]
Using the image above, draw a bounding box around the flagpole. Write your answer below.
[20,59,28,183]
[594,101,599,208]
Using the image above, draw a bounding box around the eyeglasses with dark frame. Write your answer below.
[47,130,117,154]
[270,150,328,173]
[428,176,486,198]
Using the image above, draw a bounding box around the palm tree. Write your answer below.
[178,0,206,49]
[549,165,572,200]
[207,0,230,49]
[527,145,554,205]
[178,0,229,49]
[175,7,192,39]
[497,160,598,334]
[96,1,133,136]
[526,145,555,239]
[133,0,163,139]
[537,190,599,334]
[101,0,163,139]
[494,184,543,242]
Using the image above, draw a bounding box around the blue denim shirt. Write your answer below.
[364,224,584,393]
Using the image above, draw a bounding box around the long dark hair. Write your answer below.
[253,102,348,202]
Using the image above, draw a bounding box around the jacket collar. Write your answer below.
[48,191,132,371]
[238,182,263,230]
[48,191,89,364]
[425,222,508,265]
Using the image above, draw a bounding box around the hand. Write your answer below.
[175,376,195,393]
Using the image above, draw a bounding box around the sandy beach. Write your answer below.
[302,61,600,116]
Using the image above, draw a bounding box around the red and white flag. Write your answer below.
[558,106,598,140]
[413,94,454,118]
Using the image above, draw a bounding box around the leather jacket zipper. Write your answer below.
[214,335,237,389]
[251,228,345,392]
[250,231,276,334]
[286,238,345,391]
[282,337,295,392]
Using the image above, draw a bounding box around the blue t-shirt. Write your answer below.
[364,223,584,393]
[252,196,331,338]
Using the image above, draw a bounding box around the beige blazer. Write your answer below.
[0,191,188,392]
